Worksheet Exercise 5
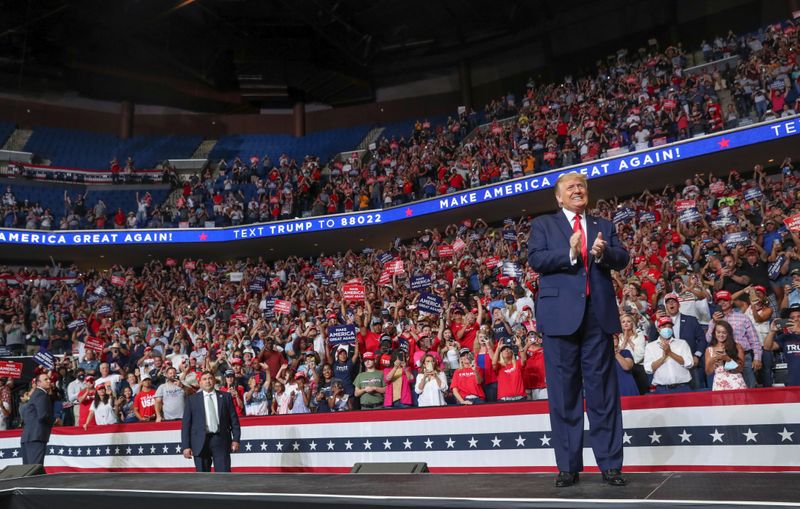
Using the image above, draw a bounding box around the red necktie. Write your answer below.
[573,214,590,296]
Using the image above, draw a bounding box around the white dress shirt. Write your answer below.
[562,208,587,266]
[644,337,693,385]
[203,390,219,433]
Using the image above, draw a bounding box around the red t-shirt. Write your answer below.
[133,388,157,421]
[220,385,245,416]
[495,360,525,399]
[451,367,485,400]
[258,349,288,379]
[522,348,546,389]
[476,352,497,385]
[78,389,95,427]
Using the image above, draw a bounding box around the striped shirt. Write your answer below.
[706,309,762,360]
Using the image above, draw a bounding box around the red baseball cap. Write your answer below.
[362,351,376,361]
[634,256,646,265]
[656,316,673,328]
[753,285,767,294]
[715,290,732,301]
[663,293,680,302]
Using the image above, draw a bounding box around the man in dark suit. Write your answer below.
[181,371,241,472]
[21,373,54,466]
[528,172,629,487]
[649,293,708,389]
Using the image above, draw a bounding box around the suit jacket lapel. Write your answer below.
[217,391,224,424]
[555,211,574,245]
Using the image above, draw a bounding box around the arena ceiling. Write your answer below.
[0,0,780,112]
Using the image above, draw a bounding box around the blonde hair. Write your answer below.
[555,171,588,194]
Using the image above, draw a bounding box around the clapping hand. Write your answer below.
[590,232,606,258]
[569,231,582,259]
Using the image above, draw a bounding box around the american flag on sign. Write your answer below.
[110,276,125,287]
[452,238,467,253]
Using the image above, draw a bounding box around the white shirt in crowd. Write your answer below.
[92,400,118,425]
[644,337,693,386]
[414,371,448,407]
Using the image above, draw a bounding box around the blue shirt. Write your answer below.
[777,333,800,387]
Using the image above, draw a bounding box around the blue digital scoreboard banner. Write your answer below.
[1,116,798,247]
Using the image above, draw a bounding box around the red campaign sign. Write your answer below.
[387,259,405,275]
[230,313,248,323]
[110,275,126,287]
[84,336,106,352]
[710,181,725,195]
[342,283,365,302]
[378,270,391,285]
[485,256,501,269]
[204,263,217,273]
[322,258,335,268]
[437,245,454,258]
[165,258,177,267]
[273,299,291,315]
[675,199,696,212]
[418,249,429,260]
[184,261,197,270]
[784,213,800,233]
[0,361,23,379]
[452,238,467,253]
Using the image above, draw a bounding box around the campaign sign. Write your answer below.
[84,336,106,352]
[387,259,404,275]
[417,293,444,315]
[165,258,177,267]
[97,304,112,315]
[409,274,431,291]
[418,248,429,260]
[229,272,244,282]
[0,361,23,378]
[379,252,394,265]
[723,231,750,248]
[484,256,501,269]
[502,261,522,278]
[613,208,636,224]
[110,275,126,287]
[784,213,800,233]
[33,350,55,370]
[502,229,517,241]
[342,282,365,301]
[273,299,291,315]
[332,270,344,280]
[639,211,656,223]
[437,245,454,258]
[184,260,196,270]
[709,181,725,194]
[679,208,701,224]
[676,199,696,212]
[452,238,467,252]
[67,318,86,330]
[262,296,276,318]
[327,324,357,345]
[711,216,736,229]
[744,188,763,201]
[769,255,786,280]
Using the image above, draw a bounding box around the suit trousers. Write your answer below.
[21,441,46,466]
[194,433,231,472]
[542,297,624,473]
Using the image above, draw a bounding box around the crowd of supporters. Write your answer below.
[1,156,800,430]
[3,19,797,231]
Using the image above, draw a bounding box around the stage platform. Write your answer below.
[0,473,797,509]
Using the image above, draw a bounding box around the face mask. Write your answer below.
[659,328,674,339]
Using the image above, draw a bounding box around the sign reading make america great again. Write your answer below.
[0,116,798,247]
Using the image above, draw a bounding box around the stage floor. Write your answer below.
[0,473,797,509]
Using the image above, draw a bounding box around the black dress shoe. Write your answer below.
[554,471,579,487]
[601,469,627,486]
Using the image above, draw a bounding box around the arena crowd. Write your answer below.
[1,154,800,430]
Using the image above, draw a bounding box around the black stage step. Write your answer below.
[0,473,796,509]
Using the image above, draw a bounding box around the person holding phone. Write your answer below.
[415,354,447,407]
[705,320,746,391]
[763,306,800,387]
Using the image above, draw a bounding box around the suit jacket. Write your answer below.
[648,313,707,357]
[181,390,241,455]
[21,388,53,444]
[528,211,629,336]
